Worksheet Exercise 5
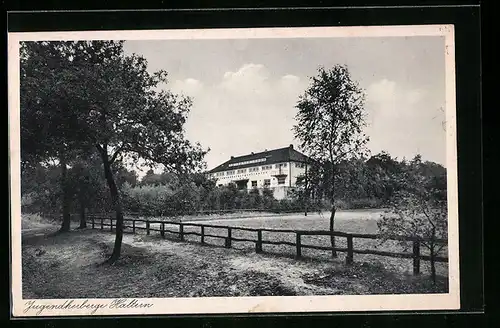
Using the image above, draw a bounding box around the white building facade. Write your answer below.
[206,145,310,200]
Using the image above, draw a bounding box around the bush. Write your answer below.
[121,178,386,217]
[333,199,349,210]
[347,198,383,209]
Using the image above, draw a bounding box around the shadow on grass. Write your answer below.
[302,261,449,294]
[94,240,155,267]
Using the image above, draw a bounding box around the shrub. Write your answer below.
[348,198,383,209]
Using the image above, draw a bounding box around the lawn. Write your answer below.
[21,215,448,299]
[99,209,448,277]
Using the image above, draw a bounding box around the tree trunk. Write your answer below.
[430,228,437,284]
[101,150,124,263]
[59,156,71,232]
[79,198,87,229]
[330,161,337,258]
[304,163,308,216]
[330,205,337,257]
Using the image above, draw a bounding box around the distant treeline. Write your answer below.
[21,151,446,217]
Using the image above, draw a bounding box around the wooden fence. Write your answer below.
[88,215,448,275]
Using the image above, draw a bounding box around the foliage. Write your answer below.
[20,40,208,261]
[21,151,447,219]
[293,65,369,202]
[20,42,94,166]
[377,155,447,283]
[20,157,139,216]
[292,64,369,256]
[122,175,331,215]
[21,164,62,214]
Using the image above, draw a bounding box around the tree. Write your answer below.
[377,155,448,283]
[365,151,404,204]
[140,169,163,186]
[293,65,369,257]
[20,41,87,232]
[82,41,207,262]
[67,155,113,228]
[21,163,62,215]
[21,41,207,262]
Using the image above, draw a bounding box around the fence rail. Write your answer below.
[88,216,448,275]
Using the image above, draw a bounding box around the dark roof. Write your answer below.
[208,145,312,173]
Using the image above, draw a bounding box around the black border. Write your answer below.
[6,4,484,326]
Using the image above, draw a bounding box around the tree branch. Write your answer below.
[420,200,437,229]
[435,243,447,254]
[110,143,125,164]
[95,143,104,155]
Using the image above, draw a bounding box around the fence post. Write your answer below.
[101,218,104,230]
[110,219,113,232]
[132,220,136,234]
[179,223,184,241]
[146,221,150,235]
[225,228,232,248]
[91,217,95,229]
[413,239,421,275]
[255,230,263,253]
[201,226,205,244]
[346,235,354,265]
[161,222,165,238]
[296,232,302,258]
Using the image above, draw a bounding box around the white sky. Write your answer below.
[123,36,446,173]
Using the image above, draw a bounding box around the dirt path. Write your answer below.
[21,224,448,299]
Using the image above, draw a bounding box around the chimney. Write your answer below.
[230,156,234,159]
[289,144,294,149]
[251,152,254,155]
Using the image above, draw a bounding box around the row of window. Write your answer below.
[250,177,286,187]
[228,157,267,167]
[218,177,287,188]
[210,162,305,178]
[252,179,271,187]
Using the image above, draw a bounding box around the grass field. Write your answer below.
[110,209,448,277]
[21,218,448,299]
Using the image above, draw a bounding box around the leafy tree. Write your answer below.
[21,163,62,215]
[68,158,105,228]
[140,169,163,186]
[21,41,207,262]
[67,155,137,228]
[20,41,94,232]
[115,166,139,188]
[364,151,404,204]
[377,155,448,283]
[219,183,239,210]
[293,65,369,257]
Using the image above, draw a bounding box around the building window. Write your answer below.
[263,179,271,187]
[228,158,267,167]
[277,176,286,185]
[249,167,259,172]
[237,169,246,174]
[251,180,257,187]
[295,163,305,168]
[226,170,235,176]
[262,165,272,170]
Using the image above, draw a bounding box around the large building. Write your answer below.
[206,145,311,199]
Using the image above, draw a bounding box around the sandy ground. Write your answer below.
[21,218,448,299]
